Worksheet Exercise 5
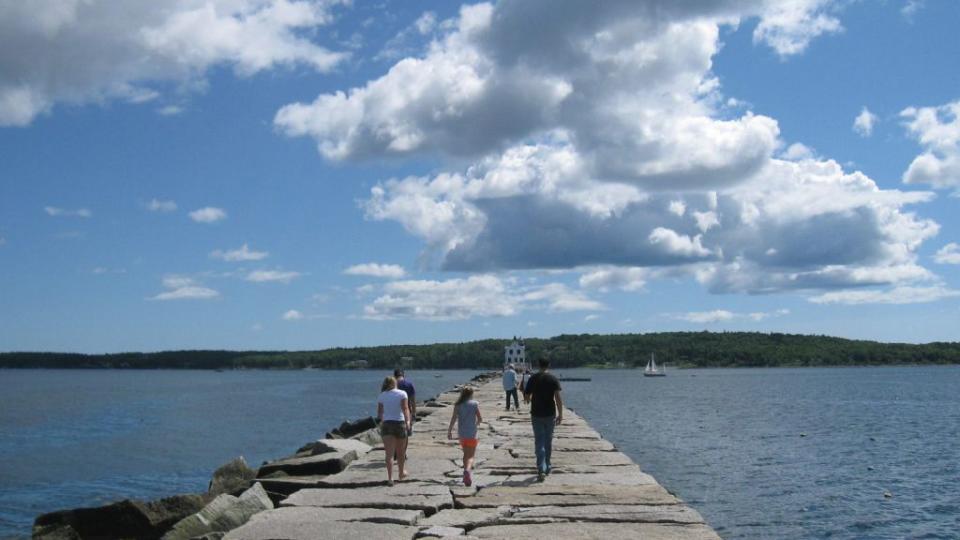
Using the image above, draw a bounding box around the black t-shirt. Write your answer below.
[525,372,561,418]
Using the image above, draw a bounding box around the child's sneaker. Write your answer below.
[464,470,472,487]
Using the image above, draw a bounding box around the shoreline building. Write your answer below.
[504,336,529,373]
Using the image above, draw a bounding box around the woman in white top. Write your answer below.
[377,376,410,485]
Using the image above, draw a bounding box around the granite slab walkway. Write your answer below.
[226,375,721,539]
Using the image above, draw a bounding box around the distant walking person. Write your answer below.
[523,358,563,482]
[394,368,416,433]
[377,376,410,485]
[503,364,519,411]
[447,386,483,486]
[520,367,531,406]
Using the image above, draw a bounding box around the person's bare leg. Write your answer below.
[464,445,476,472]
[397,436,408,480]
[383,436,396,483]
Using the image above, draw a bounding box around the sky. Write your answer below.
[1,0,959,353]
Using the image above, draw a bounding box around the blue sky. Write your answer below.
[1,0,959,353]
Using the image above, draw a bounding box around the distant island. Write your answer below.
[2,331,960,370]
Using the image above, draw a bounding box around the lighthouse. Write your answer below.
[504,336,528,372]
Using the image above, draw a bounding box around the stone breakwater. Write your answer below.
[34,372,720,539]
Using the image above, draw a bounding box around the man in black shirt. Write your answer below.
[523,358,563,482]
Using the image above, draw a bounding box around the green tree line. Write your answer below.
[2,332,959,370]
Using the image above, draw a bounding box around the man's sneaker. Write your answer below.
[536,471,545,482]
[464,470,472,487]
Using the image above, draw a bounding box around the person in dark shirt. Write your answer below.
[523,358,563,481]
[394,368,416,468]
[394,368,416,428]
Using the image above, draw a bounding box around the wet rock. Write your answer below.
[162,483,273,540]
[34,493,208,540]
[209,457,257,496]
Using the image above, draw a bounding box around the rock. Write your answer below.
[421,509,510,529]
[192,533,225,540]
[34,493,208,540]
[508,504,705,524]
[456,484,678,509]
[209,457,257,496]
[417,525,465,537]
[282,484,453,516]
[224,508,420,540]
[470,522,722,539]
[351,427,382,447]
[162,483,273,540]
[296,438,373,457]
[330,416,378,439]
[30,523,80,540]
[257,449,359,477]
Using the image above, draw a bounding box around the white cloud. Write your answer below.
[414,12,437,35]
[671,308,789,323]
[901,0,924,18]
[579,267,650,292]
[356,284,376,295]
[211,243,269,261]
[649,227,712,258]
[146,198,177,212]
[282,309,303,320]
[853,107,879,137]
[809,285,960,305]
[246,269,301,283]
[44,206,91,218]
[362,275,602,321]
[780,142,816,161]
[901,100,960,189]
[157,105,184,116]
[934,243,960,264]
[668,200,686,217]
[752,0,843,57]
[343,263,406,279]
[189,207,227,223]
[275,1,942,302]
[584,314,600,322]
[674,310,735,323]
[0,0,348,126]
[149,275,219,301]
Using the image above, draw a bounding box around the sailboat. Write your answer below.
[643,352,666,377]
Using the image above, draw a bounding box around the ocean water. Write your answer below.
[560,366,960,539]
[0,369,477,539]
[1,366,958,539]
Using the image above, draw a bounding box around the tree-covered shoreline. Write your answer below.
[3,332,960,370]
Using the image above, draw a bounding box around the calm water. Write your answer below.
[1,367,958,539]
[561,366,960,539]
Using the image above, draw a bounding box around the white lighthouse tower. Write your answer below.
[504,336,528,372]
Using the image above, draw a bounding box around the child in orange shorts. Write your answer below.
[447,386,483,486]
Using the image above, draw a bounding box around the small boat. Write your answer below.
[643,353,666,377]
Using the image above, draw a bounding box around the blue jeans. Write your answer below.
[531,415,555,474]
